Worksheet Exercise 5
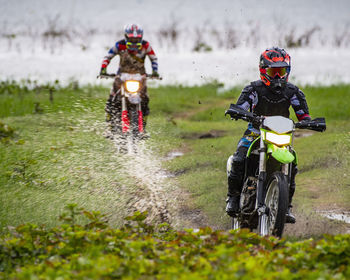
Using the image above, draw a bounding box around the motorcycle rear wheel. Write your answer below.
[258,171,288,237]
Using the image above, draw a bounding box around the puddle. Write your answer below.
[181,130,227,140]
[318,210,350,224]
[165,151,184,161]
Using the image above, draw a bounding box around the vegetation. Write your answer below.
[0,205,349,279]
[0,80,349,278]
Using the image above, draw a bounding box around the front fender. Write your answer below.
[267,143,295,164]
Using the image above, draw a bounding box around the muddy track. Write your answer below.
[114,140,207,228]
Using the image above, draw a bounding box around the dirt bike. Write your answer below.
[225,104,326,237]
[98,72,161,151]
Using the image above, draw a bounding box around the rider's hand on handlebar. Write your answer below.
[252,116,263,127]
[151,71,159,78]
[100,67,107,76]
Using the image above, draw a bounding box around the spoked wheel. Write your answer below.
[258,172,289,237]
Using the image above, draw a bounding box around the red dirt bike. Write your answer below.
[98,73,161,151]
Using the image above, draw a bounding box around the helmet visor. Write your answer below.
[265,67,289,78]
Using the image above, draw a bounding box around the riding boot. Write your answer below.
[139,116,150,139]
[226,194,240,216]
[226,157,245,216]
[104,96,114,139]
[286,206,296,224]
[142,115,148,132]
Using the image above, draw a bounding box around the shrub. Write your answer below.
[0,205,349,279]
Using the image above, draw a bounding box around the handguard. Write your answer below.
[225,104,263,125]
[295,117,326,132]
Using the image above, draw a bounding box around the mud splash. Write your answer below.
[115,141,172,224]
[108,139,207,229]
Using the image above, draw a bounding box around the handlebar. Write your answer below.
[97,73,162,80]
[97,74,116,79]
[226,104,326,132]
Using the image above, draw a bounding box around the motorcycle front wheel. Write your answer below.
[258,171,289,237]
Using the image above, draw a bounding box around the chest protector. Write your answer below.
[119,40,147,74]
[250,81,297,118]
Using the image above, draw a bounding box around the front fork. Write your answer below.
[138,103,144,133]
[120,87,144,134]
[256,136,267,212]
[121,95,130,133]
[256,136,290,214]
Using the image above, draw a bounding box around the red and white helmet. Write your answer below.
[124,24,143,50]
[259,47,291,90]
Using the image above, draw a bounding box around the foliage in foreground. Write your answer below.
[0,205,349,279]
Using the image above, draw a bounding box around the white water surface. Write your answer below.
[1,0,350,87]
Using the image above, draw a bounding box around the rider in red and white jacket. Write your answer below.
[100,24,158,129]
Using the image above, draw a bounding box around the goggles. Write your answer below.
[126,42,142,50]
[261,67,289,78]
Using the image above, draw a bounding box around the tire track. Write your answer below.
[117,142,172,224]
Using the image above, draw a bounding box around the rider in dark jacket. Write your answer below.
[226,47,311,223]
[99,24,159,130]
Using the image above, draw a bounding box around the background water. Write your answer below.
[1,0,349,86]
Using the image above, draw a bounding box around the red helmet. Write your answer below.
[124,24,143,50]
[259,47,291,90]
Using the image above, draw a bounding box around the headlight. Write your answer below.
[265,131,291,146]
[125,81,140,93]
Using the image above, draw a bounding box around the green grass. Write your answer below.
[0,83,134,229]
[1,81,349,236]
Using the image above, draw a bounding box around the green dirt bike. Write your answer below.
[225,104,326,237]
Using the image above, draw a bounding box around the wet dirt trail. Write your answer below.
[114,141,208,229]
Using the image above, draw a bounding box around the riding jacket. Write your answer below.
[101,39,158,75]
[236,80,311,127]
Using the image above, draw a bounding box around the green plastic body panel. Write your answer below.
[267,143,295,164]
[246,136,261,158]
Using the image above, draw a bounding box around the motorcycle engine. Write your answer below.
[240,177,258,214]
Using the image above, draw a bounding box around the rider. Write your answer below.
[99,23,159,130]
[226,47,311,224]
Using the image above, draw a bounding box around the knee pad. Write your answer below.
[227,157,245,179]
[226,155,234,177]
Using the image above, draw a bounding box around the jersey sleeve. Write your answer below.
[290,87,311,121]
[101,42,120,69]
[144,42,158,71]
[236,84,258,112]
